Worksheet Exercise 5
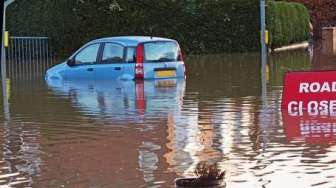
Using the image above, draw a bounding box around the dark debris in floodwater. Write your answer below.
[176,162,225,187]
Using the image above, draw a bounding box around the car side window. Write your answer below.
[102,43,124,64]
[74,44,100,65]
[126,47,135,63]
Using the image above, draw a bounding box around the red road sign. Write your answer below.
[282,71,336,116]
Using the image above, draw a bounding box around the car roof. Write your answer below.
[89,36,177,47]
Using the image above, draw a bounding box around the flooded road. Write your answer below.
[1,50,336,187]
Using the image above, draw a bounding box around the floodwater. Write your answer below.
[0,49,336,188]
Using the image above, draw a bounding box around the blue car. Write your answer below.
[45,36,186,80]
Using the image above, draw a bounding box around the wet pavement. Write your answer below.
[0,48,336,187]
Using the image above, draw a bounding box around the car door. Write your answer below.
[122,47,136,80]
[94,43,125,80]
[64,43,101,80]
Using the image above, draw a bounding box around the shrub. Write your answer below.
[266,1,310,48]
[7,0,260,56]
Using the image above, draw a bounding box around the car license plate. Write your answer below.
[155,70,176,78]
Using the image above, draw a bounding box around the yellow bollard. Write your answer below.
[4,31,9,48]
[264,30,269,45]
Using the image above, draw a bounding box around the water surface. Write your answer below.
[1,49,336,188]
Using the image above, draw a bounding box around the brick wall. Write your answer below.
[288,0,336,39]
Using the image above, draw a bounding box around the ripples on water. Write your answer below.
[0,50,336,187]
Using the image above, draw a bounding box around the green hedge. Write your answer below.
[7,0,260,56]
[266,1,309,48]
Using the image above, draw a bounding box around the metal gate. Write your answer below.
[5,37,54,78]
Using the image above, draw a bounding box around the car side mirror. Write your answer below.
[67,58,75,66]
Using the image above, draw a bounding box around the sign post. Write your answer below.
[1,0,15,120]
[260,0,268,106]
[260,0,267,70]
[2,0,15,77]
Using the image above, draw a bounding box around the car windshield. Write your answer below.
[144,42,178,62]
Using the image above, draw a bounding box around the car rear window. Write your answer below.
[144,42,178,62]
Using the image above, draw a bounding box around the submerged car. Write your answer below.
[45,36,185,80]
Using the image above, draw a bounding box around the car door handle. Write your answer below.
[87,68,94,72]
[114,67,121,70]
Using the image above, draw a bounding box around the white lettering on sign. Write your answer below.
[321,82,332,92]
[288,100,336,116]
[299,82,336,93]
[288,101,303,116]
[299,82,309,93]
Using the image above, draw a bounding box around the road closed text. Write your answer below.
[299,82,336,93]
[287,81,336,116]
[288,100,336,116]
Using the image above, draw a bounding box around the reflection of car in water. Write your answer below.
[45,36,185,81]
[46,78,185,119]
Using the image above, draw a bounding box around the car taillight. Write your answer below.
[135,44,144,80]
